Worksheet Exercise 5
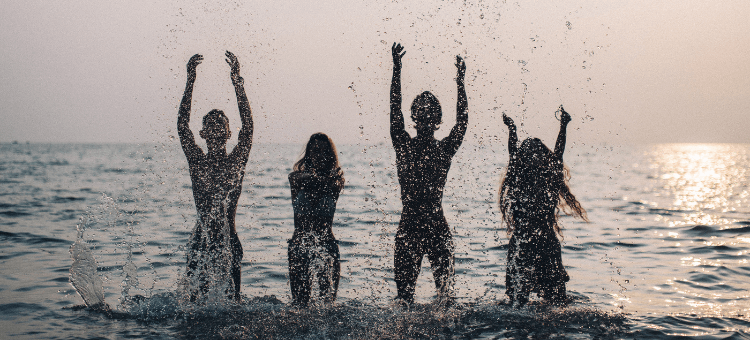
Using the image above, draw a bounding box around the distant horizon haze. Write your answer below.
[2,1,749,145]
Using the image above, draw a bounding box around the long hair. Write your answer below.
[498,138,587,237]
[293,133,344,188]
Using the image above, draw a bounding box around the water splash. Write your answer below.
[179,182,242,305]
[179,220,237,306]
[69,216,108,311]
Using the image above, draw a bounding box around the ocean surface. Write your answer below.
[0,141,748,339]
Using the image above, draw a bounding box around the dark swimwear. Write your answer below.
[288,236,340,306]
[177,53,252,303]
[389,45,467,304]
[186,220,244,302]
[503,138,569,304]
[183,156,246,301]
[288,170,343,306]
[390,136,463,304]
[505,216,569,304]
[394,210,455,303]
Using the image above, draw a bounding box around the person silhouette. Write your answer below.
[177,51,253,302]
[499,107,587,306]
[389,42,468,305]
[287,133,345,307]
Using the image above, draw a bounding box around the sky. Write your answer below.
[1,0,749,146]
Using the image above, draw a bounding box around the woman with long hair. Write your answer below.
[288,133,345,307]
[499,107,587,306]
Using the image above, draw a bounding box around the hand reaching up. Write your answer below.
[559,105,571,125]
[225,51,242,84]
[392,43,405,69]
[455,55,465,83]
[503,113,516,130]
[187,54,203,80]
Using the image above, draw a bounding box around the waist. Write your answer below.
[291,229,336,243]
[401,201,444,215]
[293,194,337,217]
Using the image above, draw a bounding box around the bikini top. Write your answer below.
[293,189,338,218]
[290,169,343,218]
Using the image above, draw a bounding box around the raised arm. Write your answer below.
[553,105,571,160]
[390,43,409,147]
[226,51,253,165]
[443,56,468,155]
[178,54,204,163]
[289,168,344,200]
[502,113,518,157]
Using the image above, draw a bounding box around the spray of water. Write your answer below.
[69,216,109,311]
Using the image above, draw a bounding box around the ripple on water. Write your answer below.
[69,294,631,339]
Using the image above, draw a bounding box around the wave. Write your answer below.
[71,293,630,339]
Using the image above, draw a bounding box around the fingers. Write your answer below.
[225,51,238,65]
[558,106,571,124]
[187,54,203,71]
[502,113,515,127]
[455,55,466,78]
[189,54,203,64]
[392,43,405,57]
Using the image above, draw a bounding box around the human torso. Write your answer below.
[394,137,453,218]
[188,151,245,236]
[289,171,342,241]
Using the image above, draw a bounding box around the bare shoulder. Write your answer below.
[289,170,312,181]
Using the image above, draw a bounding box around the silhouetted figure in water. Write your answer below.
[499,107,587,307]
[178,51,253,302]
[389,43,468,305]
[288,133,345,307]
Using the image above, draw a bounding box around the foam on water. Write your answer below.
[71,291,630,339]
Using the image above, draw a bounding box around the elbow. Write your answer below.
[239,129,253,143]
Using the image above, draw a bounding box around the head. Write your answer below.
[517,138,555,174]
[294,133,340,174]
[199,110,231,147]
[498,138,587,236]
[410,91,442,133]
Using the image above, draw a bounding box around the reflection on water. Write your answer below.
[1,143,750,338]
[650,144,748,226]
[618,143,750,319]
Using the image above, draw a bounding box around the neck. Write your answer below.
[416,129,435,139]
[206,144,227,156]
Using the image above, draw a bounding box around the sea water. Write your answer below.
[0,142,748,339]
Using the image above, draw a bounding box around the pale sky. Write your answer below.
[1,0,749,146]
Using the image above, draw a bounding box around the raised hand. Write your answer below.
[502,113,516,129]
[559,105,571,125]
[455,55,466,83]
[187,54,203,79]
[392,43,405,69]
[225,51,241,83]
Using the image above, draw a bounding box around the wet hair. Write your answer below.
[410,91,442,128]
[200,109,231,142]
[498,138,587,237]
[202,109,229,129]
[294,133,345,188]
